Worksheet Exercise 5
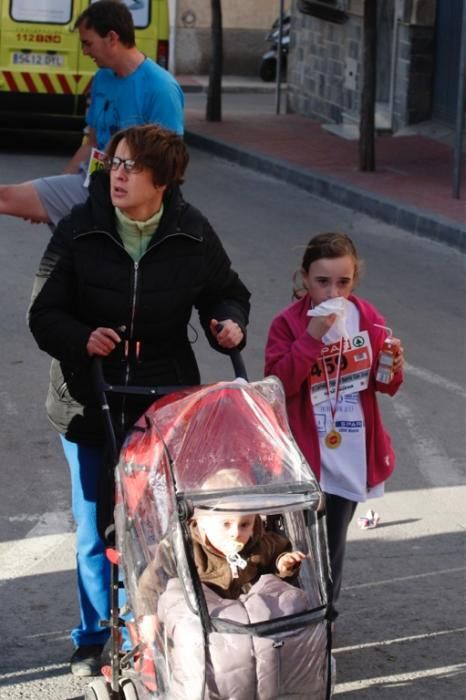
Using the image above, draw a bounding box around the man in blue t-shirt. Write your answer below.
[0,0,184,227]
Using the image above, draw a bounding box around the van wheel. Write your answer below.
[84,679,111,700]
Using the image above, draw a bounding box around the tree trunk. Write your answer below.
[206,0,223,122]
[359,0,377,171]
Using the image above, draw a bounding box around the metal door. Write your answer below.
[432,0,463,124]
[376,0,395,103]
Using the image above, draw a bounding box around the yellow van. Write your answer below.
[0,0,170,129]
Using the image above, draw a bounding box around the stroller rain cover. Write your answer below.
[114,376,332,699]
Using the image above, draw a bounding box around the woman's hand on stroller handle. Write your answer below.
[212,320,248,381]
[211,319,244,349]
[86,326,123,357]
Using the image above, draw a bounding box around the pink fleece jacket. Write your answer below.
[264,295,403,489]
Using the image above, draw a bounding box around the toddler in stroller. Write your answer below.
[137,468,307,641]
[96,376,335,699]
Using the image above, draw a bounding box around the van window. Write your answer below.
[10,0,73,24]
[89,0,150,30]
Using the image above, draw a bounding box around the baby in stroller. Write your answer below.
[137,468,306,643]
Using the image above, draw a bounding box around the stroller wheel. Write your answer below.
[84,678,112,700]
[120,677,138,699]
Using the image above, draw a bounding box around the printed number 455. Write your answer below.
[311,355,348,378]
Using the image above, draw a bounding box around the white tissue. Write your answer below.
[307,297,349,344]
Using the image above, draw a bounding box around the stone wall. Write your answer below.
[287,0,438,130]
[287,0,362,124]
[175,0,292,75]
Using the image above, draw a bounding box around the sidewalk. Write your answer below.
[178,75,466,252]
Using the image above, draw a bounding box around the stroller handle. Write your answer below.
[228,347,248,381]
[91,343,248,399]
[214,322,248,381]
[91,345,247,465]
[91,320,248,458]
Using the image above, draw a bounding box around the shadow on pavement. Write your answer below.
[372,518,421,529]
[0,128,81,155]
[335,529,465,698]
[0,529,464,698]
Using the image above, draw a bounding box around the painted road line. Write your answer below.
[334,626,466,654]
[344,566,465,592]
[404,362,465,397]
[0,511,73,584]
[0,662,68,680]
[334,662,466,693]
[393,397,463,487]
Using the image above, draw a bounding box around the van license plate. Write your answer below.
[12,52,64,67]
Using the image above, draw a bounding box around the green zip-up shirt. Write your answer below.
[115,204,164,261]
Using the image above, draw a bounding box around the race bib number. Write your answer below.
[309,332,372,405]
[84,148,107,188]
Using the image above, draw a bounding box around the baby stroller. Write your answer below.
[85,354,335,700]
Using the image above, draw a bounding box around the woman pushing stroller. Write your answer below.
[28,124,250,676]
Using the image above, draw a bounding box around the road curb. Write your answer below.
[181,84,204,94]
[185,129,466,253]
[181,84,280,95]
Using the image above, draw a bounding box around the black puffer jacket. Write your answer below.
[29,170,250,446]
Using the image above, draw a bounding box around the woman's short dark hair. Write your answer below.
[75,0,135,47]
[106,125,190,188]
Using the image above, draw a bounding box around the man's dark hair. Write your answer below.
[74,1,135,47]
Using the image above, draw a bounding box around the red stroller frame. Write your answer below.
[85,350,249,700]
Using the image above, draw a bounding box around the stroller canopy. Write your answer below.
[118,376,320,526]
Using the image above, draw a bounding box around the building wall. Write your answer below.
[287,0,362,124]
[287,0,437,130]
[175,0,291,75]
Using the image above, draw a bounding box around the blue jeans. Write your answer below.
[60,436,111,648]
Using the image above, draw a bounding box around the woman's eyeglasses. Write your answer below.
[107,156,141,174]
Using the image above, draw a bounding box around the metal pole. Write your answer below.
[275,0,285,115]
[453,0,466,199]
[388,0,404,130]
[168,0,177,75]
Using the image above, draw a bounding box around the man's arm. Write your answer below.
[62,128,97,174]
[0,181,50,223]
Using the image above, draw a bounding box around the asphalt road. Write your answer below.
[0,136,464,700]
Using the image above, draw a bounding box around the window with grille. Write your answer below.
[297,0,348,23]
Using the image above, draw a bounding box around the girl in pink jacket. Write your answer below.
[265,232,404,604]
